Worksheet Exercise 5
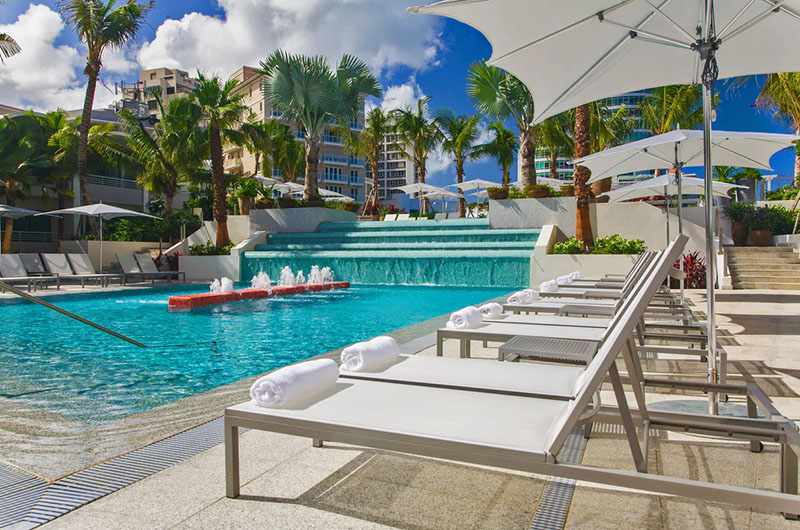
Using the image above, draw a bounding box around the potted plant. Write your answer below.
[722,202,750,247]
[487,186,509,200]
[277,196,297,209]
[746,205,780,246]
[560,184,575,197]
[525,184,552,198]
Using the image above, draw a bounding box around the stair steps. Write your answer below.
[727,246,800,290]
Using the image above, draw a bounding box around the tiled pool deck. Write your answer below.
[3,287,800,528]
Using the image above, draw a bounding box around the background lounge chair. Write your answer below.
[42,254,106,288]
[67,253,124,286]
[134,254,184,282]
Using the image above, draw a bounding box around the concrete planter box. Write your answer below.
[179,255,240,282]
[489,198,576,231]
[250,208,356,234]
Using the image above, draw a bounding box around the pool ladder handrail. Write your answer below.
[0,280,147,348]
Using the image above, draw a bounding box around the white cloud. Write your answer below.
[0,4,124,111]
[379,77,427,112]
[138,0,444,78]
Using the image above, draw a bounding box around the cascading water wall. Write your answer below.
[243,219,539,287]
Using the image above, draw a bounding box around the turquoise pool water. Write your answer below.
[0,284,509,424]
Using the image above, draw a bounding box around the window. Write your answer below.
[147,100,157,110]
[350,188,359,201]
[149,72,156,80]
[166,86,175,95]
[326,186,343,194]
[324,166,344,182]
[259,102,263,111]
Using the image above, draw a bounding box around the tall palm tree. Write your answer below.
[239,115,281,177]
[586,100,632,198]
[435,110,482,217]
[0,115,49,252]
[116,95,208,216]
[31,110,72,251]
[475,121,519,187]
[59,0,152,236]
[538,114,572,181]
[188,73,247,247]
[391,98,442,214]
[340,107,391,214]
[574,104,593,249]
[273,125,305,183]
[467,60,537,187]
[260,50,381,204]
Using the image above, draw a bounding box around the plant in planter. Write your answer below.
[590,234,647,254]
[233,178,264,215]
[671,252,706,289]
[277,196,298,209]
[745,205,780,246]
[560,184,575,197]
[552,235,585,254]
[722,201,751,246]
[487,186,509,200]
[524,184,553,198]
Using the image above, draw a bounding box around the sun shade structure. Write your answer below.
[410,0,800,412]
[577,130,799,183]
[448,179,499,191]
[394,183,443,195]
[40,203,159,270]
[602,174,743,203]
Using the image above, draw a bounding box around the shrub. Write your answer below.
[674,251,706,289]
[552,236,586,254]
[745,204,785,231]
[189,242,234,256]
[524,184,553,198]
[324,200,359,212]
[722,201,752,223]
[767,185,799,201]
[590,234,647,255]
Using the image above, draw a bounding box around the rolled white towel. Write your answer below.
[571,271,581,279]
[341,336,400,372]
[479,302,503,319]
[447,306,483,329]
[250,359,338,408]
[540,281,558,293]
[521,289,539,301]
[557,275,571,286]
[506,290,528,304]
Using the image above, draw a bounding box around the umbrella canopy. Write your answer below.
[601,174,744,203]
[39,204,160,270]
[394,183,443,195]
[534,176,574,188]
[423,189,461,200]
[578,130,799,183]
[293,188,355,202]
[274,181,305,194]
[0,204,44,220]
[410,0,800,409]
[254,174,281,186]
[410,1,800,123]
[448,179,499,191]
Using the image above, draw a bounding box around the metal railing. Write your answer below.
[8,230,56,243]
[321,154,349,165]
[87,174,140,190]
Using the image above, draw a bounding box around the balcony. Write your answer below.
[348,120,363,131]
[321,154,349,165]
[321,172,346,183]
[349,157,366,168]
[322,134,343,145]
[349,177,364,186]
[87,174,139,190]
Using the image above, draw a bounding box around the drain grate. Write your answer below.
[2,417,235,529]
[529,426,587,530]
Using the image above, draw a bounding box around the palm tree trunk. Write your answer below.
[574,104,594,249]
[209,123,230,247]
[165,188,175,217]
[794,127,800,187]
[254,152,261,176]
[519,127,537,187]
[549,148,558,181]
[78,66,99,237]
[456,158,465,218]
[56,181,66,253]
[2,217,12,254]
[502,162,510,188]
[304,137,321,205]
[418,164,429,215]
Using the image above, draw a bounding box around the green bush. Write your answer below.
[189,241,234,256]
[590,234,647,254]
[552,236,585,254]
[767,185,799,201]
[324,200,359,212]
[506,186,526,199]
[103,206,201,243]
[722,201,752,223]
[552,234,647,255]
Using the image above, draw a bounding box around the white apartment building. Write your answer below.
[365,131,417,208]
[122,67,199,119]
[225,66,366,202]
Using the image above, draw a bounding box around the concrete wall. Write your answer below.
[178,255,239,282]
[250,208,356,233]
[531,253,640,287]
[757,200,796,209]
[489,198,576,232]
[62,240,160,272]
[774,233,800,249]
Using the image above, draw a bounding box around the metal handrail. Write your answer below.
[0,281,147,348]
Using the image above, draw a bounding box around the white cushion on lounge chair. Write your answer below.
[227,378,569,457]
[20,253,47,275]
[117,254,141,274]
[67,253,98,274]
[433,213,447,220]
[487,313,611,328]
[135,254,159,274]
[42,254,74,275]
[341,354,584,398]
[441,321,605,342]
[0,254,27,277]
[396,214,410,221]
[383,214,397,221]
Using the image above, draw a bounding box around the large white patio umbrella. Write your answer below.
[293,188,355,202]
[395,183,443,213]
[0,205,47,254]
[423,189,461,213]
[39,203,159,269]
[410,0,800,410]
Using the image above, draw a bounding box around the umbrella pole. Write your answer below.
[702,80,719,414]
[99,216,103,273]
[676,158,685,306]
[665,185,670,245]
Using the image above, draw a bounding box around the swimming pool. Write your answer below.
[0,284,509,424]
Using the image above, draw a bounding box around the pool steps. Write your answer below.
[168,281,350,310]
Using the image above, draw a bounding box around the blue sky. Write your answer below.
[0,1,795,191]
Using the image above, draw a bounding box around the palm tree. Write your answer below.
[260,50,381,204]
[435,110,482,217]
[0,0,21,62]
[475,121,518,187]
[239,115,281,177]
[538,114,572,181]
[273,125,305,183]
[467,60,537,187]
[116,95,208,216]
[59,0,153,237]
[391,98,442,214]
[0,115,49,252]
[586,100,632,198]
[340,107,391,214]
[188,73,247,247]
[574,104,593,249]
[31,110,72,251]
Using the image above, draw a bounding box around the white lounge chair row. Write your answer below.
[0,253,124,290]
[224,233,800,518]
[116,253,185,284]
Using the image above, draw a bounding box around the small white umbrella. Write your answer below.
[602,174,744,204]
[423,189,461,213]
[254,174,281,186]
[274,181,304,195]
[448,179,499,191]
[39,203,159,270]
[293,188,355,202]
[395,183,444,214]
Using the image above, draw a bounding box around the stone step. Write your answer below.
[732,281,800,290]
[726,246,795,253]
[727,256,800,264]
[730,270,800,278]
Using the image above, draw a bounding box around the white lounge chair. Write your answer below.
[433,213,447,220]
[0,254,58,291]
[225,254,800,517]
[396,213,410,221]
[42,254,110,288]
[19,253,50,276]
[67,253,124,286]
[383,214,398,221]
[134,253,185,283]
